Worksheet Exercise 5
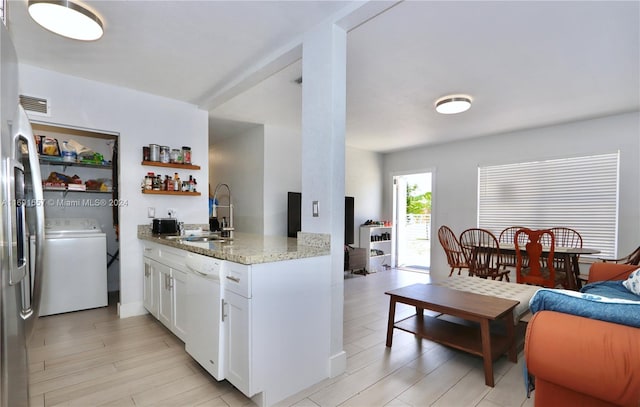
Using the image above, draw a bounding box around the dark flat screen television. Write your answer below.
[287,192,354,245]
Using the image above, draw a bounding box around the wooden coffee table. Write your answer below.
[385,283,519,387]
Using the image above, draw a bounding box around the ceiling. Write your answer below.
[7,1,640,153]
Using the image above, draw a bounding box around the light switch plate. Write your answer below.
[147,207,155,218]
[312,201,319,217]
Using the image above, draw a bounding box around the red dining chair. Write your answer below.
[459,228,510,281]
[437,225,469,277]
[514,228,566,288]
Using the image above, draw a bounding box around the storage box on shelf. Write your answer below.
[360,224,393,273]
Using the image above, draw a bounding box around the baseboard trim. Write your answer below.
[329,350,347,377]
[118,301,147,318]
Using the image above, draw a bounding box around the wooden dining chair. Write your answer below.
[459,228,510,281]
[549,226,583,285]
[514,228,566,288]
[437,225,469,276]
[498,226,526,268]
[599,245,640,266]
[550,227,583,249]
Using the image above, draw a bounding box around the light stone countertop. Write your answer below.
[138,225,330,265]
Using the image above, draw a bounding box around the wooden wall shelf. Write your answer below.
[141,161,201,170]
[142,190,201,196]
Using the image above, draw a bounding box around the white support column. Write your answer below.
[301,22,347,377]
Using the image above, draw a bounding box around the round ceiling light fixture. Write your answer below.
[435,95,472,114]
[28,0,104,41]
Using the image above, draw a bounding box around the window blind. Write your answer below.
[478,152,619,258]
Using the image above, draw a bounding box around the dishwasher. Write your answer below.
[185,252,225,380]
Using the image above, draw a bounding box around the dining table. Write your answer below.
[499,243,600,290]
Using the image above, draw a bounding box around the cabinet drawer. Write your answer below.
[159,245,188,270]
[143,243,161,262]
[224,261,251,298]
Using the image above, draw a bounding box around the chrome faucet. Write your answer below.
[212,183,234,239]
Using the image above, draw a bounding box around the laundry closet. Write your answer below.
[30,122,120,314]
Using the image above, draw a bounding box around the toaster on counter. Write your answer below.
[152,218,178,235]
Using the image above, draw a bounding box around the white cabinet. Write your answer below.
[142,242,188,342]
[141,240,332,407]
[157,261,172,328]
[171,267,189,341]
[223,257,332,407]
[223,261,252,396]
[224,289,251,395]
[142,257,158,318]
[360,225,393,273]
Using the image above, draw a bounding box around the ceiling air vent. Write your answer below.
[19,95,49,116]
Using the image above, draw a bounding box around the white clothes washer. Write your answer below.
[32,218,108,316]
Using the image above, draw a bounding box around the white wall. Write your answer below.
[263,124,301,236]
[20,64,209,317]
[345,146,383,247]
[383,112,640,280]
[209,125,264,234]
[210,127,382,241]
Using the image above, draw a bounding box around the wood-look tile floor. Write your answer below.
[28,269,534,407]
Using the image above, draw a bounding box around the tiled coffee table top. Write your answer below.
[434,276,540,324]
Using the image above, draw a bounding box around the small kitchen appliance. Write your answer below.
[152,218,178,235]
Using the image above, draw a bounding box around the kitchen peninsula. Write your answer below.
[138,225,330,264]
[138,226,331,407]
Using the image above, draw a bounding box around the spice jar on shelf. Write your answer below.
[170,148,182,164]
[144,172,154,190]
[182,146,191,164]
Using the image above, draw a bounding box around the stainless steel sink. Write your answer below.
[161,235,183,240]
[160,233,227,243]
[183,236,226,243]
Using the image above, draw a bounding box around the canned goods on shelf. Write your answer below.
[149,144,160,161]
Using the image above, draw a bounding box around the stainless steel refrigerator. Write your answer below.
[0,21,45,407]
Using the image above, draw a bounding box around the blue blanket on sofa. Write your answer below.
[529,281,640,328]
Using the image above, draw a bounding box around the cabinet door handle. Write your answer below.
[221,299,227,322]
[168,276,173,290]
[226,276,240,283]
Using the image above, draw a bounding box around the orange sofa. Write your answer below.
[525,262,640,407]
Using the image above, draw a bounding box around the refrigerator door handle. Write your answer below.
[5,159,27,285]
[12,105,45,335]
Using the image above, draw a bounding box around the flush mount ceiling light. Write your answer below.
[435,95,472,114]
[28,0,104,41]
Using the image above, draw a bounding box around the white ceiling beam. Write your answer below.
[198,0,401,111]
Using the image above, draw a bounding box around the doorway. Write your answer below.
[393,172,432,271]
